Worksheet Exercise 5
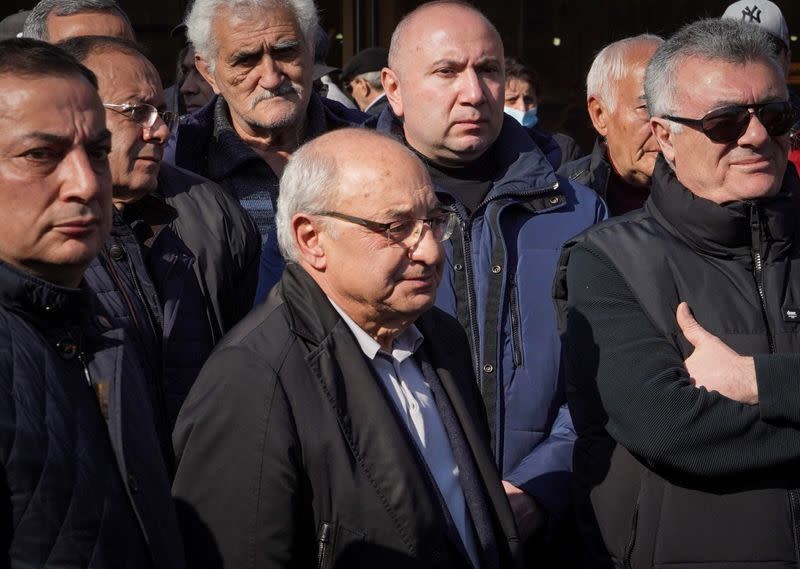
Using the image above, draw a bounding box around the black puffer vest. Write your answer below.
[555,157,800,568]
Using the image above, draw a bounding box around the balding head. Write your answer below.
[586,34,663,187]
[382,1,505,166]
[388,1,499,75]
[276,129,429,262]
[278,129,448,344]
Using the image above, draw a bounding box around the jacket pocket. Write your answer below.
[316,521,367,568]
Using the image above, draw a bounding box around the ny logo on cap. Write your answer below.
[741,5,762,23]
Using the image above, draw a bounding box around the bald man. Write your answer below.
[172,128,524,569]
[371,1,605,559]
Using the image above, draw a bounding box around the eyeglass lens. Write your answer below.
[128,105,176,129]
[389,214,455,246]
[703,102,794,142]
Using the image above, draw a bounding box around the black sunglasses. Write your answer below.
[662,101,795,143]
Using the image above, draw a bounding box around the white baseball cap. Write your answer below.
[722,1,790,50]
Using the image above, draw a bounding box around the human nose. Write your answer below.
[739,110,771,147]
[459,68,486,105]
[142,116,170,144]
[407,220,443,264]
[180,75,198,96]
[256,55,285,90]
[61,149,109,204]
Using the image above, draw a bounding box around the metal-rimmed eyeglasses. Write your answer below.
[661,101,795,143]
[315,210,458,247]
[103,102,177,130]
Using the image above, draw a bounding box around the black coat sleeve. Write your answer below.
[564,244,800,478]
[172,345,311,569]
[755,354,800,425]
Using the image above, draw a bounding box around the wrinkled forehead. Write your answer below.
[212,3,308,51]
[87,50,163,99]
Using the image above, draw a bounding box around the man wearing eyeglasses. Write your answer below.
[172,128,523,569]
[556,18,800,568]
[59,35,261,434]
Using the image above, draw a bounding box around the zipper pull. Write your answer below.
[78,351,92,386]
[317,522,332,569]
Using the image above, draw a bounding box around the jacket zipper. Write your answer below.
[125,249,161,341]
[508,273,523,368]
[749,203,774,353]
[458,218,483,385]
[750,204,800,563]
[78,349,92,386]
[316,522,332,569]
[623,501,639,569]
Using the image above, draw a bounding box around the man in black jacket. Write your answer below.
[556,18,800,569]
[0,38,184,569]
[172,128,523,569]
[59,36,261,434]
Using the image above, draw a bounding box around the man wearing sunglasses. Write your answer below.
[172,128,523,569]
[557,18,800,568]
[60,36,261,433]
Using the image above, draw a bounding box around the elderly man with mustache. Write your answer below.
[165,0,365,298]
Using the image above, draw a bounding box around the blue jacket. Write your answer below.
[0,261,185,569]
[373,110,607,518]
[164,93,366,303]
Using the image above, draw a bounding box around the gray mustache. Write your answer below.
[250,84,300,109]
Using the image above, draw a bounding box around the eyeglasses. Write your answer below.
[103,102,177,130]
[662,101,795,143]
[316,210,458,247]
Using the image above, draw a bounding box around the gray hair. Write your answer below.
[357,70,382,90]
[23,0,132,41]
[645,18,784,120]
[186,0,318,73]
[388,1,499,71]
[586,34,663,113]
[276,142,340,263]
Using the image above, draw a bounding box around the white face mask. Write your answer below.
[504,106,539,128]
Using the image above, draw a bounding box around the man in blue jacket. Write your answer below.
[375,1,605,560]
[0,37,184,569]
[165,0,366,299]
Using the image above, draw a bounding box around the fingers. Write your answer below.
[676,301,706,347]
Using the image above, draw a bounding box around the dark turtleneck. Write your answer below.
[413,147,496,215]
[605,160,651,216]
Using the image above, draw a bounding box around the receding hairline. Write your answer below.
[307,128,423,170]
[58,36,158,85]
[388,1,500,71]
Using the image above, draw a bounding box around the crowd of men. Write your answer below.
[0,0,798,567]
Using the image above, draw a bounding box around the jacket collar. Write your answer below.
[277,264,478,558]
[0,260,89,325]
[589,137,612,197]
[647,155,799,258]
[185,92,366,181]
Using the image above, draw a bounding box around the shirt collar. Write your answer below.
[364,92,387,113]
[328,297,424,362]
